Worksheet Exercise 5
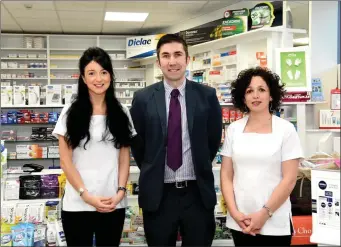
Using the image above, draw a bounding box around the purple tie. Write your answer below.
[167,89,182,171]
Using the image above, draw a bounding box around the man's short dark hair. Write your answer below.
[156,34,189,60]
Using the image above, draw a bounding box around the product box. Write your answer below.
[1,86,13,106]
[331,88,340,110]
[48,112,58,124]
[48,146,59,159]
[1,114,8,124]
[63,84,77,104]
[39,113,49,123]
[30,113,40,124]
[46,85,62,105]
[222,108,230,124]
[13,86,26,106]
[229,110,236,123]
[7,111,17,124]
[319,110,340,129]
[1,130,17,141]
[28,86,40,106]
[291,216,314,245]
[16,148,47,159]
[4,179,20,200]
[236,110,243,120]
[16,110,31,124]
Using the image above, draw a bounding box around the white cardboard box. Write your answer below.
[28,86,40,106]
[46,85,62,105]
[13,86,26,106]
[1,86,13,106]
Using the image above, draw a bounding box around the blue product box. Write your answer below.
[1,114,8,124]
[7,111,17,124]
[48,112,58,124]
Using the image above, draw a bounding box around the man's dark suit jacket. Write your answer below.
[130,79,222,212]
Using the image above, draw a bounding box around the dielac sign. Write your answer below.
[128,37,152,47]
[126,34,165,59]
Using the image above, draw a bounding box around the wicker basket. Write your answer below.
[298,157,339,180]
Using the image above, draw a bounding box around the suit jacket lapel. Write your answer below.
[185,79,196,137]
[154,82,167,138]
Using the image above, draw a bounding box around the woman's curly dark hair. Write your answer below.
[231,67,286,113]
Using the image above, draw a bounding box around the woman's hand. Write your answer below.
[82,191,115,212]
[242,209,270,236]
[231,210,251,231]
[97,190,126,213]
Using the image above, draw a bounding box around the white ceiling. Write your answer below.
[1,1,239,34]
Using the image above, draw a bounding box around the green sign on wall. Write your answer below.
[280,51,307,88]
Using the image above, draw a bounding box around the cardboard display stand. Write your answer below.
[310,169,340,246]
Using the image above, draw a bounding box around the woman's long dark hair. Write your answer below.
[64,47,132,150]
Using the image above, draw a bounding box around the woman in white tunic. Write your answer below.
[53,47,136,246]
[220,67,303,246]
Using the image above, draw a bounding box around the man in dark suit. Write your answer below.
[130,34,222,246]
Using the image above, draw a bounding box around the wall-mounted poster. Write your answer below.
[275,47,311,92]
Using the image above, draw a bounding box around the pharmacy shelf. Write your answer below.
[1,78,48,80]
[50,58,79,60]
[114,68,146,71]
[1,48,47,51]
[50,78,78,80]
[1,58,47,60]
[116,81,146,83]
[4,167,140,177]
[1,104,64,108]
[49,48,87,51]
[8,157,59,160]
[1,198,61,204]
[1,104,132,109]
[106,48,126,51]
[50,68,78,70]
[1,68,47,70]
[306,129,341,133]
[120,239,233,247]
[220,101,327,106]
[4,169,63,176]
[4,139,58,143]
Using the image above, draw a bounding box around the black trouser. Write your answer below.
[231,218,294,246]
[61,208,125,247]
[142,181,216,246]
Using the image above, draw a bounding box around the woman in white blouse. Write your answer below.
[53,47,136,246]
[220,67,303,246]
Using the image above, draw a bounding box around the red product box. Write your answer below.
[222,108,230,123]
[229,110,236,123]
[22,110,31,123]
[291,216,315,246]
[39,112,49,123]
[236,110,243,120]
[31,113,40,123]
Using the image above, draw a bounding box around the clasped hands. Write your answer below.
[232,208,270,236]
[82,190,124,213]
